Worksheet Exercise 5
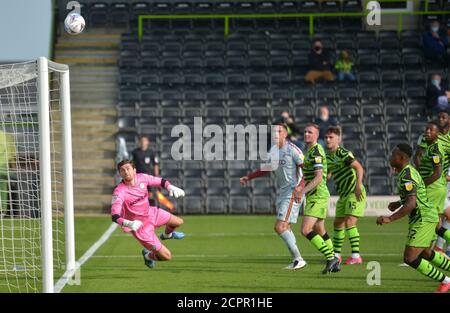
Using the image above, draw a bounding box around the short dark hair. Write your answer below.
[138,134,149,141]
[438,109,450,116]
[305,123,320,131]
[428,120,440,129]
[117,159,135,171]
[326,125,341,137]
[275,123,289,132]
[395,143,413,159]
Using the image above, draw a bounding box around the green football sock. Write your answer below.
[346,226,360,254]
[333,228,345,254]
[409,257,445,282]
[430,251,450,271]
[322,232,334,254]
[306,231,334,260]
[437,227,450,242]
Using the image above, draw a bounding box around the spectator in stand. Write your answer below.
[335,50,356,82]
[314,106,338,146]
[426,74,450,115]
[279,111,303,149]
[304,39,335,84]
[423,20,448,65]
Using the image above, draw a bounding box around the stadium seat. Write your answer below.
[381,71,403,88]
[385,105,407,123]
[380,52,402,71]
[300,0,319,13]
[89,2,109,27]
[206,197,228,214]
[183,197,204,214]
[115,4,429,197]
[118,117,137,132]
[110,2,129,27]
[229,197,251,214]
[369,176,391,195]
[363,124,385,141]
[343,0,362,12]
[252,196,273,214]
[387,123,409,141]
[339,106,360,124]
[228,107,248,124]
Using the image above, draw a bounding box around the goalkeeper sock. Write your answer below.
[408,257,445,282]
[333,228,345,255]
[306,231,334,260]
[280,230,302,260]
[322,232,334,255]
[437,227,450,242]
[146,251,161,261]
[347,226,361,258]
[430,251,450,271]
[163,226,175,238]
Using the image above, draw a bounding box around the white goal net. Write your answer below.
[0,58,75,293]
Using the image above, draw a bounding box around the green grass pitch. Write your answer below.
[59,215,445,293]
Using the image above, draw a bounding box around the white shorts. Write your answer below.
[276,189,304,224]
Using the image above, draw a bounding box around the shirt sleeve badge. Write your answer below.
[405,182,413,191]
[432,155,440,164]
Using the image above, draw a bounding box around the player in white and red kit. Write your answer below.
[111,159,186,268]
[240,124,307,270]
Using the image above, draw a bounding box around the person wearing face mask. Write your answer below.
[426,74,450,115]
[423,20,448,65]
[304,39,335,84]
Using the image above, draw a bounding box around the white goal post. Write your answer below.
[0,57,75,293]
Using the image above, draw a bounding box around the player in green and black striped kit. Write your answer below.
[297,123,340,274]
[414,112,450,252]
[325,126,366,266]
[377,144,450,293]
[415,121,446,216]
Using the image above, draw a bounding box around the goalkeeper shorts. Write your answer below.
[132,208,171,252]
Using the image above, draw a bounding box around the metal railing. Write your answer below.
[137,6,450,41]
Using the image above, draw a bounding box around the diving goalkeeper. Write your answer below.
[111,159,186,269]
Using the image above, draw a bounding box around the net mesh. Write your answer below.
[0,60,66,292]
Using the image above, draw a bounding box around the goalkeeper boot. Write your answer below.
[322,257,340,274]
[142,249,155,269]
[284,259,307,270]
[160,231,185,240]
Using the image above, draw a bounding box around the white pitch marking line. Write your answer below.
[90,253,402,259]
[111,232,406,237]
[54,223,118,293]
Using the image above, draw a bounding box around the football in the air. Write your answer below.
[64,13,85,35]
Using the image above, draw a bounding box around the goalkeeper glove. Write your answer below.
[167,184,185,198]
[122,219,143,231]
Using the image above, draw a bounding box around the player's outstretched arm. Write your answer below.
[240,168,270,185]
[143,173,185,198]
[167,184,185,198]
